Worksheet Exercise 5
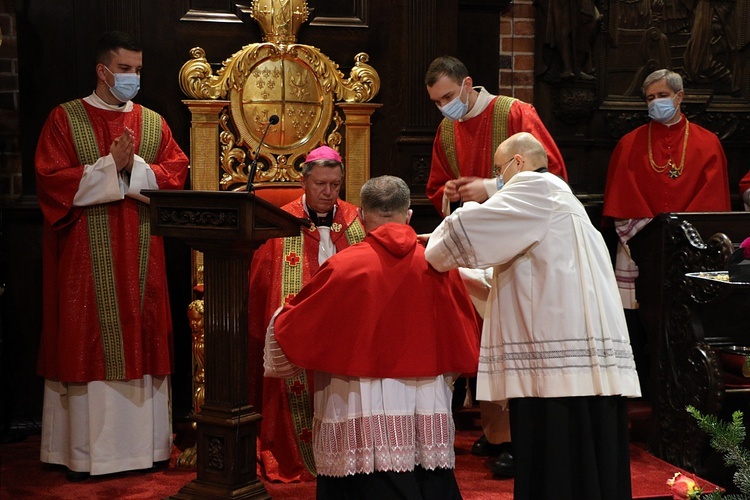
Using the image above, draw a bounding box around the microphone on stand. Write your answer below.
[246,114,279,192]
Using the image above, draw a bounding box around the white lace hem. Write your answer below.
[313,412,455,477]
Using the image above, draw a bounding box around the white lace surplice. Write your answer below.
[264,311,457,478]
[313,373,456,477]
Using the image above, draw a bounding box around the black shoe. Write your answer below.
[66,469,90,482]
[144,459,170,472]
[489,450,514,478]
[471,434,506,457]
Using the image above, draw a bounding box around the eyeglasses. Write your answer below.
[495,157,515,177]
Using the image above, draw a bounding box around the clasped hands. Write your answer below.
[418,176,490,247]
[110,127,135,173]
[444,176,490,204]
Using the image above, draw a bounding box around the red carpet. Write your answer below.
[0,429,721,499]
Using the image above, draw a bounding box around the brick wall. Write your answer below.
[0,0,20,205]
[499,0,535,103]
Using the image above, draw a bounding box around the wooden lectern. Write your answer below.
[145,189,309,500]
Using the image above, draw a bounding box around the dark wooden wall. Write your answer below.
[3,0,750,432]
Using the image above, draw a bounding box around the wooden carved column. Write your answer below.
[338,102,381,206]
[176,246,263,499]
[183,100,227,292]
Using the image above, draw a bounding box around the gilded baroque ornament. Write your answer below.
[178,0,380,188]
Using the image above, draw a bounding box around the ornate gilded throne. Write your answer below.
[175,0,380,468]
[180,0,380,286]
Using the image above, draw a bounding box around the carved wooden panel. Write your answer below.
[629,213,750,482]
[309,0,368,27]
[177,0,250,23]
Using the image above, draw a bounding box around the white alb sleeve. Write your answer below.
[264,307,303,379]
[125,154,159,203]
[72,154,126,206]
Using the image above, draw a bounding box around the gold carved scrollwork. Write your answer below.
[327,111,344,151]
[176,298,205,469]
[219,108,301,190]
[180,44,283,101]
[341,52,381,103]
[180,42,379,188]
[282,47,380,103]
[179,47,224,100]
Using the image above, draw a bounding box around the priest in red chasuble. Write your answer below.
[603,68,730,396]
[248,145,365,482]
[424,55,567,217]
[34,31,189,481]
[264,176,479,498]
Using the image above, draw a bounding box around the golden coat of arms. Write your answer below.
[178,0,380,191]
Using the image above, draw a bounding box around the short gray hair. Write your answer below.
[360,176,411,214]
[642,69,683,96]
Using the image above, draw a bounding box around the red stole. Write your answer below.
[248,197,363,482]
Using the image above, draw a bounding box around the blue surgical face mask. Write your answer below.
[648,96,678,124]
[104,66,140,103]
[439,78,469,121]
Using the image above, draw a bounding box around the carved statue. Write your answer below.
[535,0,604,81]
[650,0,691,34]
[683,0,748,95]
[616,0,653,29]
[176,299,205,469]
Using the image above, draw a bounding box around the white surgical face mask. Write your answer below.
[104,65,140,103]
[439,78,469,121]
[648,96,678,124]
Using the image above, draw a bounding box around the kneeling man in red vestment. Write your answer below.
[264,175,480,499]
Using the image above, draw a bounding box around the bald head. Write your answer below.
[494,132,549,184]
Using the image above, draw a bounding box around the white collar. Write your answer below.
[302,194,338,219]
[84,91,134,112]
[460,87,495,122]
[662,114,684,128]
